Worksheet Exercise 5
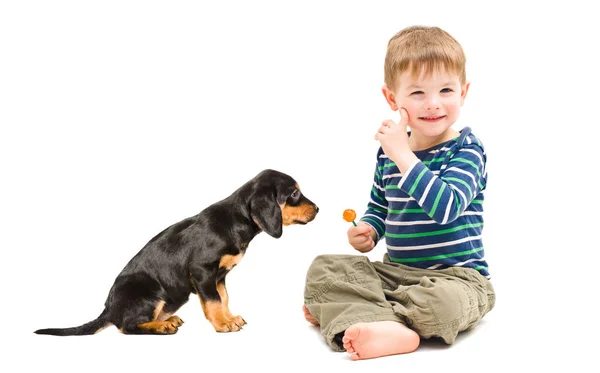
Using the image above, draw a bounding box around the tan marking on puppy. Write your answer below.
[125,301,183,334]
[166,315,183,326]
[153,300,175,322]
[136,316,183,334]
[153,300,166,320]
[219,253,243,270]
[252,218,263,231]
[157,310,173,322]
[198,296,208,319]
[282,203,318,225]
[216,283,247,329]
[197,297,229,330]
[203,300,243,332]
[217,282,233,319]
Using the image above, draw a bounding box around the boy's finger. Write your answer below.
[354,235,368,245]
[399,108,409,127]
[349,226,365,237]
[356,223,372,234]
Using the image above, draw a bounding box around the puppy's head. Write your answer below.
[249,169,318,238]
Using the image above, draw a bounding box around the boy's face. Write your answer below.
[383,68,469,138]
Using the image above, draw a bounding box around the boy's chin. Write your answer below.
[412,123,454,137]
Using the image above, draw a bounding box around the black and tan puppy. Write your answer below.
[35,169,318,335]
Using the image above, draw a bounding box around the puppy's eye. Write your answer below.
[291,190,300,199]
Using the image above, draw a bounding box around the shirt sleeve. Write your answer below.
[359,147,388,241]
[397,143,486,225]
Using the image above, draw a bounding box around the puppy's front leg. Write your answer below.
[217,279,246,328]
[190,268,243,332]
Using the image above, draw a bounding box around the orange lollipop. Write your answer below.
[343,209,357,226]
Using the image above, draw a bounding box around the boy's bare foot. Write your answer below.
[302,305,319,326]
[342,321,420,360]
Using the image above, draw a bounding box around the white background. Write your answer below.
[1,1,597,371]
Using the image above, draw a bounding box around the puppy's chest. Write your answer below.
[218,242,248,271]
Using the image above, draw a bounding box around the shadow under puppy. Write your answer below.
[35,169,318,336]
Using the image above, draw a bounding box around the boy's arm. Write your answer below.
[398,143,486,224]
[375,109,486,225]
[359,148,388,241]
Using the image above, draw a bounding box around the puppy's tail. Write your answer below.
[34,309,110,336]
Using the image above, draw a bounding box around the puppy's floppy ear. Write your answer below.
[250,189,283,238]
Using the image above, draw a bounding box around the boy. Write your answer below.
[303,26,495,360]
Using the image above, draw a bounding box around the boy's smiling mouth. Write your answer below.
[419,115,446,122]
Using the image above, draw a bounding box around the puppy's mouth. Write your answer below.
[282,206,318,226]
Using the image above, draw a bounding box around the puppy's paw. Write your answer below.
[230,315,246,328]
[212,316,245,333]
[154,321,180,334]
[136,317,183,335]
[166,315,184,327]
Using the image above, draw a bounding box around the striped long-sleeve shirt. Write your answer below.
[360,127,490,278]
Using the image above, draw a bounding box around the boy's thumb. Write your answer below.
[399,108,409,127]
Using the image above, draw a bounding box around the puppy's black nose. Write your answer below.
[315,206,319,213]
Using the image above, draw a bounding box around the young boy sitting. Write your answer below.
[303,25,495,360]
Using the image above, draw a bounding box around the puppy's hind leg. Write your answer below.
[110,274,184,335]
[131,300,184,335]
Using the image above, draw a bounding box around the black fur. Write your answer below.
[35,169,318,335]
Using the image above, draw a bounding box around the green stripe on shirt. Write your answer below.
[386,222,484,238]
[408,168,428,195]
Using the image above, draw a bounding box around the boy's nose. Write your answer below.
[424,95,440,110]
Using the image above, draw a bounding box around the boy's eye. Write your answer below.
[441,88,453,93]
[410,91,424,95]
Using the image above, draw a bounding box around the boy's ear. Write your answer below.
[460,81,470,106]
[382,85,399,111]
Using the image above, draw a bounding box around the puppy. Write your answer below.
[35,169,318,335]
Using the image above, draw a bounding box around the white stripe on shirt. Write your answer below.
[387,235,482,251]
[418,177,436,205]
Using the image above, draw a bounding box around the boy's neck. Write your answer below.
[408,128,460,151]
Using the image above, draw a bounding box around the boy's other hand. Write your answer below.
[347,223,376,253]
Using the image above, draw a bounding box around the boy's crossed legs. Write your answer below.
[303,254,495,360]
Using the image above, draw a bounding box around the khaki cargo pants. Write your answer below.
[304,254,495,351]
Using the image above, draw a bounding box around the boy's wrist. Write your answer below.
[390,151,418,174]
[371,229,378,242]
[358,221,380,242]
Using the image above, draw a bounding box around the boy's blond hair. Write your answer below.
[384,26,466,90]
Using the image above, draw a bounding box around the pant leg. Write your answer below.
[374,255,496,344]
[303,254,405,351]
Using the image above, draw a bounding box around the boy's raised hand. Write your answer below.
[374,108,417,172]
[347,223,376,253]
[374,108,410,162]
